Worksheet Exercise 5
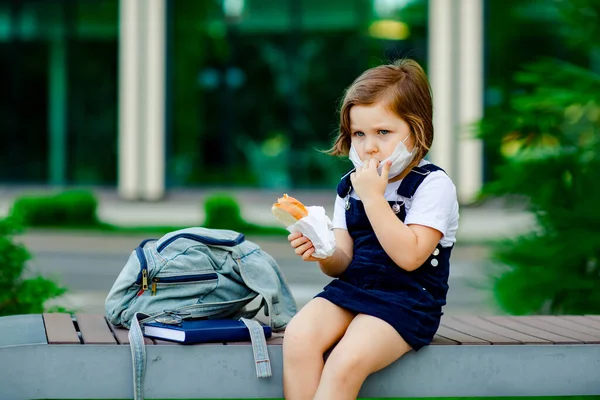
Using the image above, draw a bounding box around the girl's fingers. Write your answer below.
[288,232,302,242]
[302,247,316,261]
[288,234,318,261]
[294,240,314,256]
[290,235,310,248]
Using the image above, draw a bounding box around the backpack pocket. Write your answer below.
[149,272,218,296]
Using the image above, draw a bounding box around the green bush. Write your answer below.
[203,194,248,231]
[0,217,67,316]
[479,46,600,312]
[203,194,287,236]
[10,190,100,227]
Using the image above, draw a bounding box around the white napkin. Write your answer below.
[286,206,336,259]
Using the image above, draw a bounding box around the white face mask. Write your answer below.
[348,134,415,179]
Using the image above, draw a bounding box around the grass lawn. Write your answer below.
[40,397,600,400]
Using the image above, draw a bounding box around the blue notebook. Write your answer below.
[142,318,272,344]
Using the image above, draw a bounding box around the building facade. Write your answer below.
[2,0,573,203]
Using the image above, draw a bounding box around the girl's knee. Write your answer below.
[322,346,368,382]
[283,315,322,356]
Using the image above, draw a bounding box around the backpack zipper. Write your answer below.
[135,246,149,295]
[134,239,158,295]
[151,273,218,296]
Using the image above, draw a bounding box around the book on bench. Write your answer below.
[142,318,272,344]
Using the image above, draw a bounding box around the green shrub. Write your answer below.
[479,57,600,314]
[203,194,249,231]
[203,194,287,236]
[0,217,67,316]
[10,190,100,227]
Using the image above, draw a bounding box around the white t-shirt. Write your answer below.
[332,159,459,247]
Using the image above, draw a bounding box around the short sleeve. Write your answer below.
[332,195,348,230]
[404,172,458,238]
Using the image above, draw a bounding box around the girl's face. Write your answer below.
[349,102,414,164]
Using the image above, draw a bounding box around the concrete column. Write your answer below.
[144,0,166,201]
[428,0,484,203]
[457,0,484,203]
[428,0,457,181]
[118,0,142,200]
[118,0,166,200]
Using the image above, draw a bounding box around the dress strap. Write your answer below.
[396,164,445,198]
[336,168,354,197]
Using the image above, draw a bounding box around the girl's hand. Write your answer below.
[288,232,320,262]
[350,159,391,202]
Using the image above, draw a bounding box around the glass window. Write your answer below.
[0,0,118,185]
[168,0,429,189]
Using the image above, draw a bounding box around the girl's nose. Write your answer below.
[364,137,378,154]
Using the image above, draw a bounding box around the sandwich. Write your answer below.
[271,194,308,227]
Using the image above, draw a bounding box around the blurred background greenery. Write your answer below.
[3,0,593,188]
[2,0,600,317]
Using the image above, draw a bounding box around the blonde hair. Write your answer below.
[328,59,433,161]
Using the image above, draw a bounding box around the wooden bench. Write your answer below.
[1,313,600,399]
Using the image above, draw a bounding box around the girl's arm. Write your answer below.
[361,196,441,271]
[288,228,353,277]
[352,159,446,272]
[317,229,353,277]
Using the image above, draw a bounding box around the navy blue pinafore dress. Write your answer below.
[315,163,452,351]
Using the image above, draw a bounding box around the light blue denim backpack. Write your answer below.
[105,227,297,400]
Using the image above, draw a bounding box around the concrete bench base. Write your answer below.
[2,343,600,399]
[1,314,600,399]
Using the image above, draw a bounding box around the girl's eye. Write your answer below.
[353,131,365,137]
[379,130,390,135]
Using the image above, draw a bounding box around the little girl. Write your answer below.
[283,59,459,400]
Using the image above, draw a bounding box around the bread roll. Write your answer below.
[271,194,308,226]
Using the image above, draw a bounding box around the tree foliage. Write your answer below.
[480,1,600,315]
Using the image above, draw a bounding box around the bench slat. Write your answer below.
[225,332,285,346]
[452,316,551,344]
[435,324,490,345]
[266,332,285,345]
[431,334,459,345]
[563,316,600,331]
[43,313,81,344]
[482,316,581,344]
[105,318,155,345]
[537,316,600,337]
[509,316,600,344]
[442,316,519,344]
[75,314,118,344]
[153,339,191,345]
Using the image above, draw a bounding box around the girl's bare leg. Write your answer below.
[313,314,413,400]
[283,297,354,400]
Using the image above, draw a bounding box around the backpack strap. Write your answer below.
[397,163,445,198]
[240,318,272,378]
[129,313,148,400]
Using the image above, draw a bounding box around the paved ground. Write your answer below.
[19,230,500,317]
[0,186,536,242]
